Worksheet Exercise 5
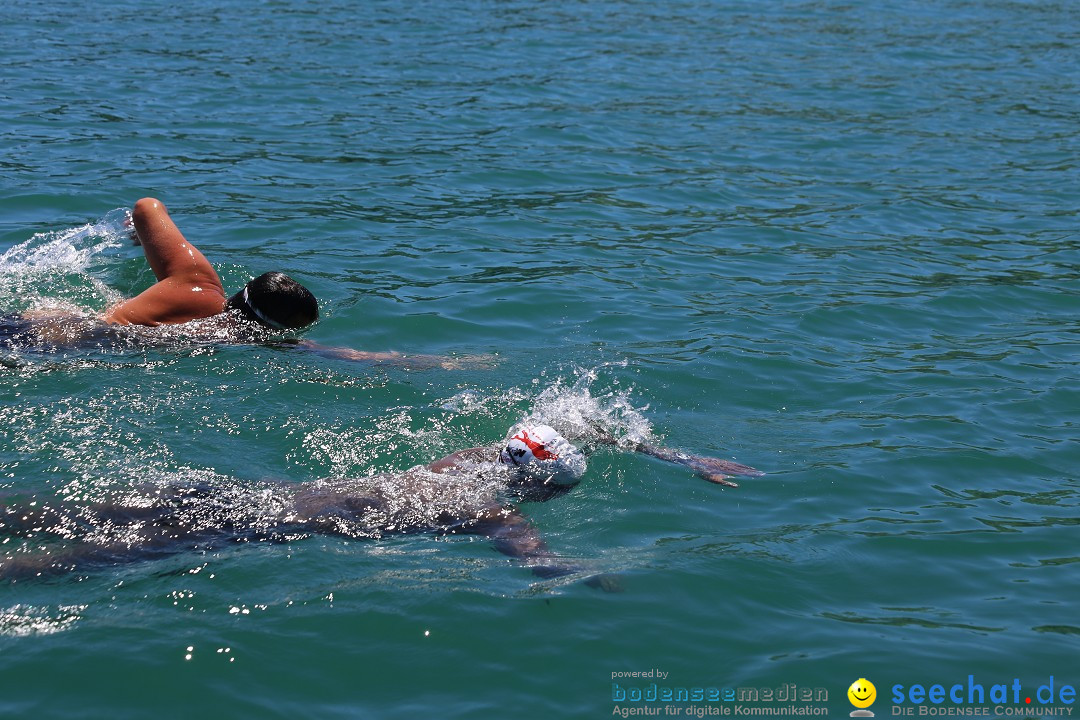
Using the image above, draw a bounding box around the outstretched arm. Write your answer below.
[591,426,763,487]
[103,198,226,325]
[291,339,496,371]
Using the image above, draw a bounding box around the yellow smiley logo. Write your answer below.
[848,678,877,709]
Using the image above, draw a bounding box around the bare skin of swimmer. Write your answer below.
[19,198,227,343]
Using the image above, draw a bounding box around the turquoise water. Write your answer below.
[2,0,1079,717]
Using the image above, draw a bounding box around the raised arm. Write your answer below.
[103,198,226,326]
[131,197,216,281]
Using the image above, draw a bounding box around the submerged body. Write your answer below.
[0,307,245,352]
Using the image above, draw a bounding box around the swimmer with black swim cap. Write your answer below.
[8,198,488,368]
[102,198,319,331]
[8,198,319,347]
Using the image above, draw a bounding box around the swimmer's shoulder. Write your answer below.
[102,278,226,326]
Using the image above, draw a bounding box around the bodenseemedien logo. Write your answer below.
[848,678,877,717]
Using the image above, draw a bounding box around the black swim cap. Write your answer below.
[227,272,318,330]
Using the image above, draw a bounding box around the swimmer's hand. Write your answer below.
[584,572,624,593]
[639,447,762,487]
[665,451,763,487]
[530,564,623,593]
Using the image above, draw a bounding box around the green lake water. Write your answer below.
[1,1,1078,718]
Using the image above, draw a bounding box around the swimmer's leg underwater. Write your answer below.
[0,484,579,585]
[0,537,181,581]
[0,494,73,536]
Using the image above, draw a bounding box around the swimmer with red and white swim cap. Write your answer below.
[0,418,759,584]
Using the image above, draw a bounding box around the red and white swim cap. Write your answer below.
[498,423,586,484]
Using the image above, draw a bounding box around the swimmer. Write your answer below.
[92,197,316,329]
[6,199,483,368]
[0,424,761,585]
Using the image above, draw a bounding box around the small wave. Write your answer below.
[293,363,655,504]
[436,363,657,453]
[439,387,530,415]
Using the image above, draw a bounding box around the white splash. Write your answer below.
[0,208,131,312]
[521,362,655,448]
[0,208,130,274]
